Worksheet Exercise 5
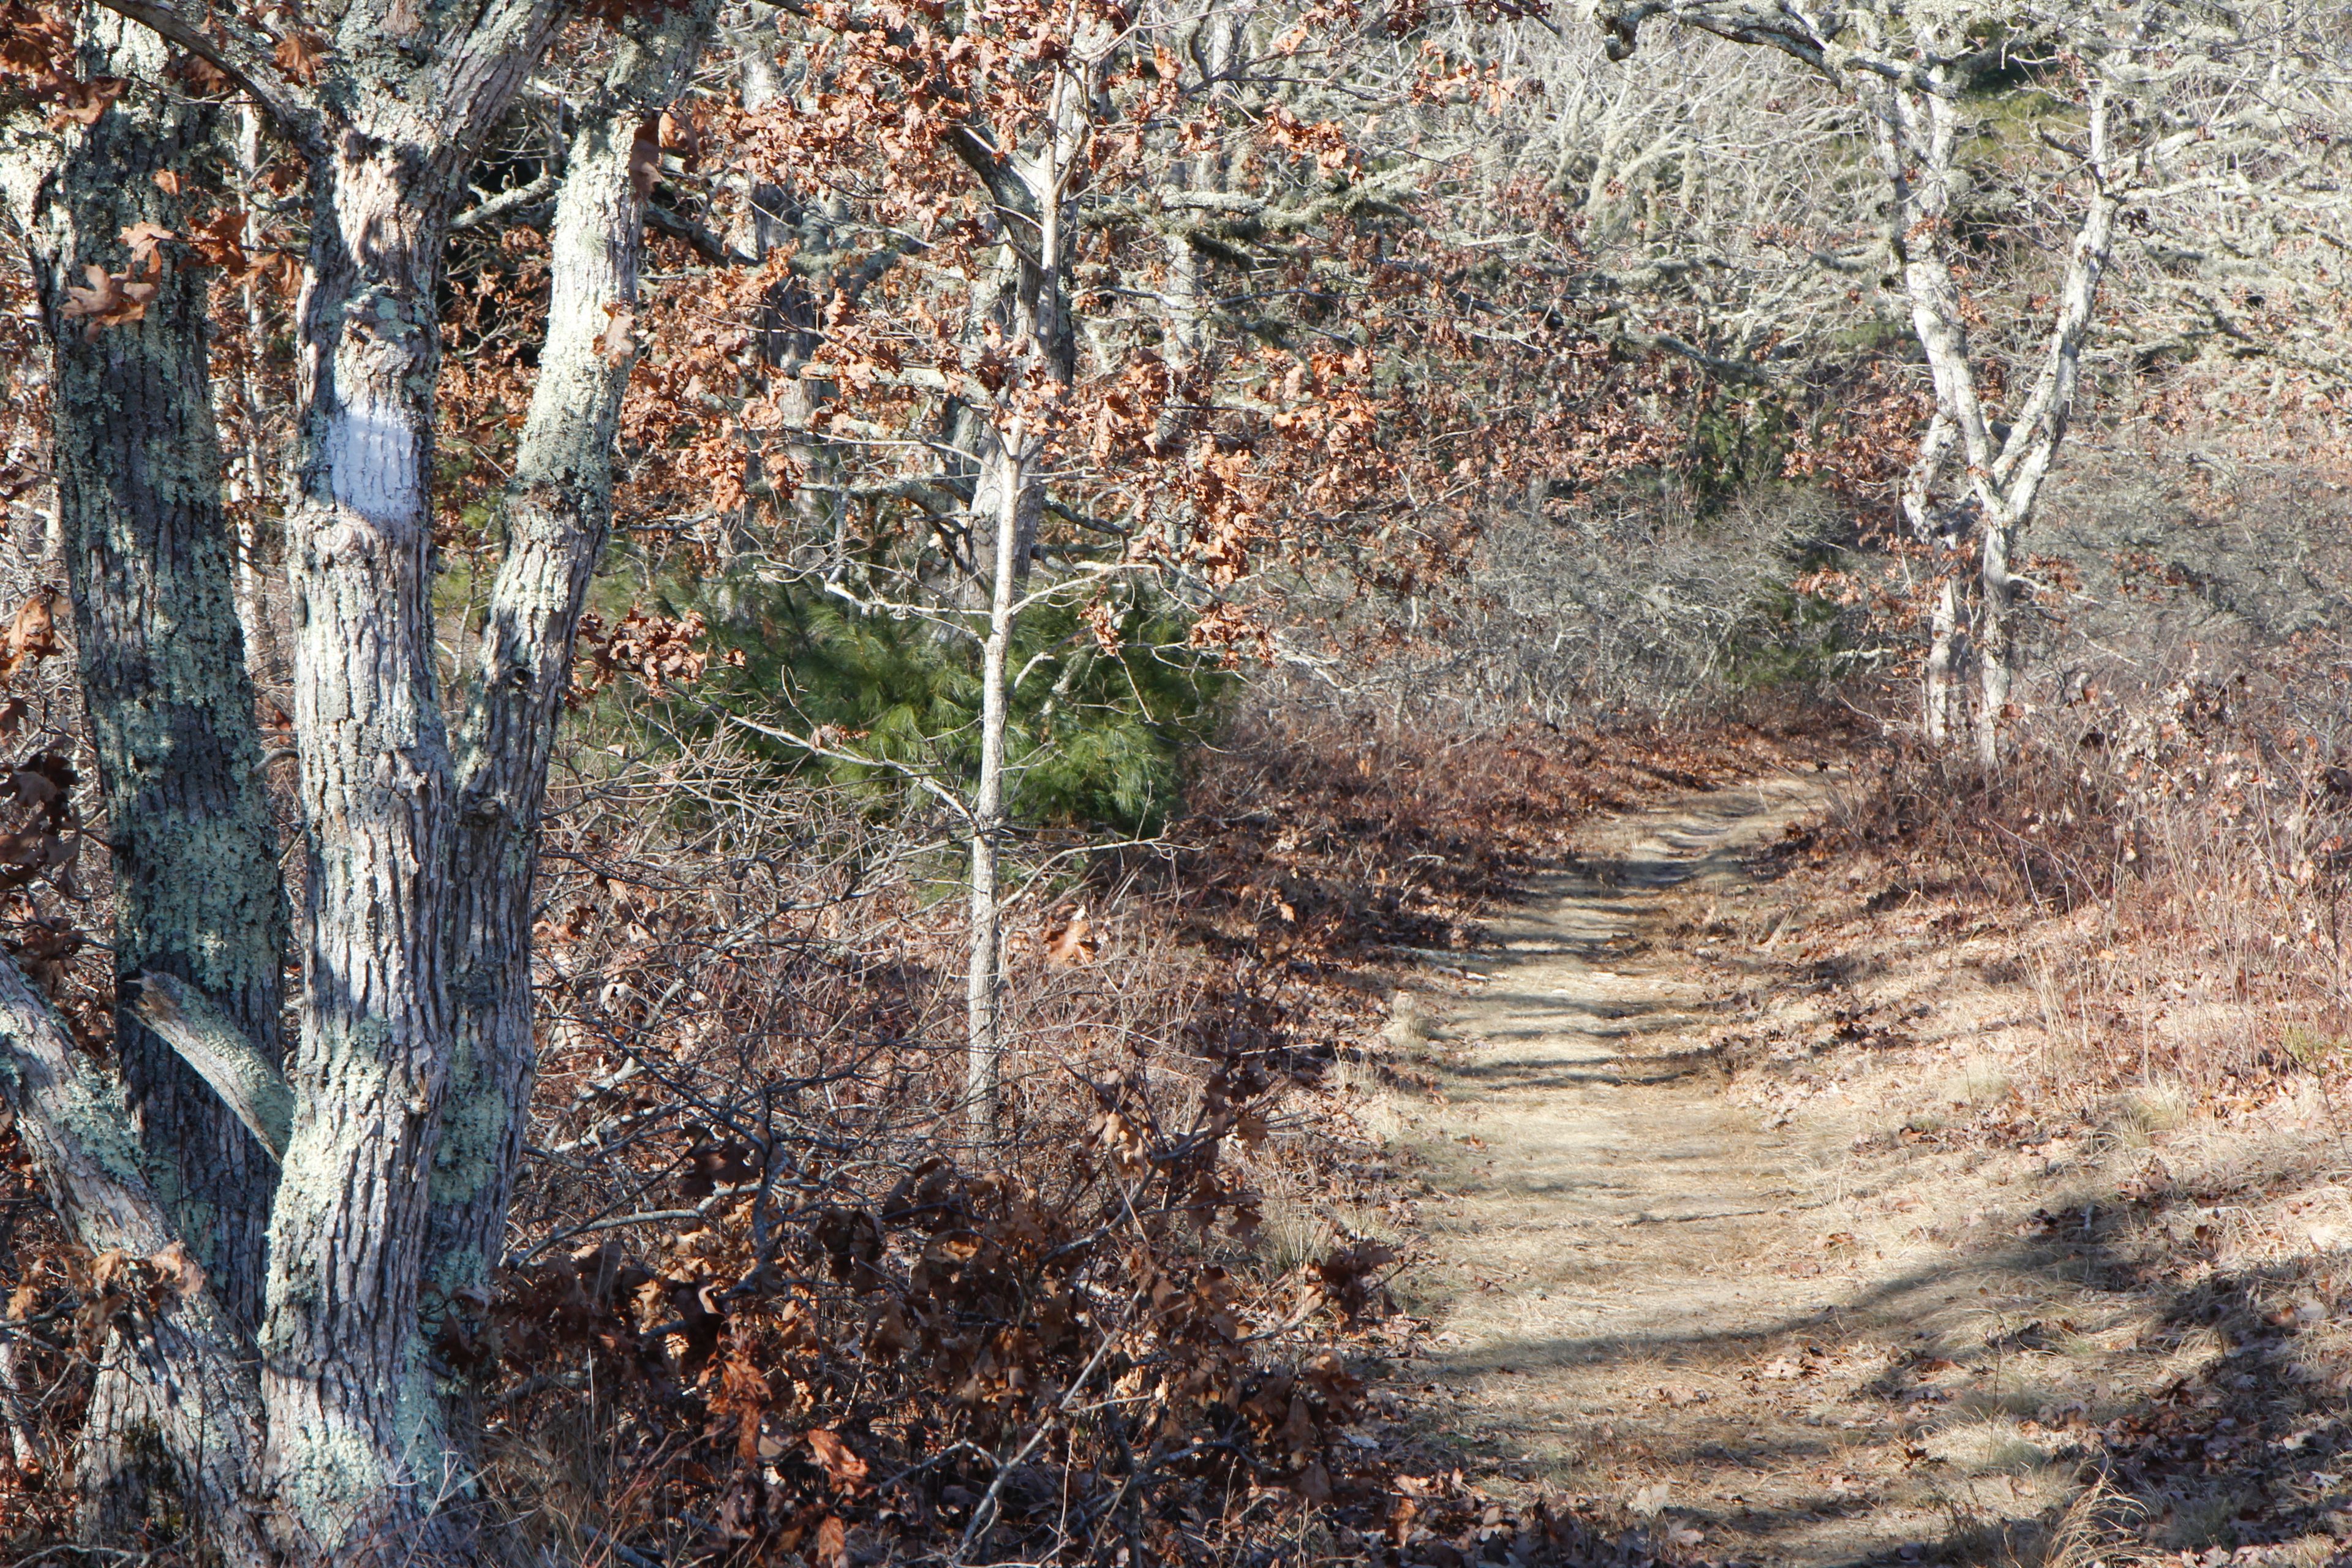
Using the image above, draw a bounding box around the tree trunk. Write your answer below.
[0,959,269,1568]
[1975,509,2018,769]
[229,105,291,695]
[260,135,466,1556]
[3,0,566,1553]
[429,0,716,1362]
[966,429,1025,1147]
[2,13,287,1548]
[4,8,286,1340]
[1925,576,1961,747]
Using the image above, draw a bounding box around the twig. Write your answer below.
[951,1291,1143,1565]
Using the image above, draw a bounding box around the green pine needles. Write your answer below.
[718,587,1233,837]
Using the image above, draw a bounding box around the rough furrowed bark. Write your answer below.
[41,0,578,1551]
[260,131,470,1556]
[429,0,718,1362]
[1,13,288,1552]
[0,959,269,1568]
[1,11,287,1341]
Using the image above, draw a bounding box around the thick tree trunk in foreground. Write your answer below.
[260,135,467,1554]
[4,12,285,1338]
[2,13,285,1543]
[0,0,577,1551]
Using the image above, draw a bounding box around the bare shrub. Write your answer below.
[1837,637,2352,1102]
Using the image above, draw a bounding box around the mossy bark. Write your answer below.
[2,13,285,1550]
[6,13,286,1336]
[431,0,717,1343]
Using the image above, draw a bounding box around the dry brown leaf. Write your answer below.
[120,221,175,269]
[148,1241,206,1300]
[804,1428,869,1491]
[1044,907,1096,966]
[657,108,701,164]
[596,305,638,365]
[0,589,61,681]
[628,118,661,200]
[59,263,159,338]
[186,209,257,279]
[272,30,328,83]
[48,75,124,127]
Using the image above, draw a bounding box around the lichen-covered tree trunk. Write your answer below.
[260,136,467,1555]
[1,12,286,1543]
[4,10,285,1336]
[430,0,716,1357]
[0,0,565,1553]
[0,959,269,1567]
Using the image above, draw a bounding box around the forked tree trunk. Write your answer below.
[0,0,568,1554]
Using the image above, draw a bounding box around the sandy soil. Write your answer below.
[1380,774,2352,1568]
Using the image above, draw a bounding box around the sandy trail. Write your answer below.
[1382,770,2352,1568]
[1393,775,2022,1567]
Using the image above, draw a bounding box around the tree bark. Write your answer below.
[429,0,717,1360]
[0,957,269,1568]
[965,429,1025,1147]
[1925,577,1961,748]
[4,0,567,1552]
[2,10,287,1340]
[1,13,288,1549]
[259,130,470,1556]
[1861,61,2119,766]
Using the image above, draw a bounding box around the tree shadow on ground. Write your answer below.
[1419,1164,2352,1567]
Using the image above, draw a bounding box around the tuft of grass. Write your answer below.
[2100,1083,2187,1148]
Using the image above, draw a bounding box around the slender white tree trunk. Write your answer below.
[967,425,1025,1145]
[1926,577,1960,747]
[1975,503,2020,767]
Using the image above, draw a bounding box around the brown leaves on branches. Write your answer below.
[0,1,121,125]
[571,606,741,701]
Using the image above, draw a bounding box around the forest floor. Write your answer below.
[1376,771,2352,1568]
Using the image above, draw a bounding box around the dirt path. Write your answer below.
[1384,775,2141,1567]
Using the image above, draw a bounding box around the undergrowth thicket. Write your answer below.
[1829,643,2352,1109]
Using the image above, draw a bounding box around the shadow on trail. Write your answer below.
[1408,786,2352,1567]
[1434,1150,2352,1566]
